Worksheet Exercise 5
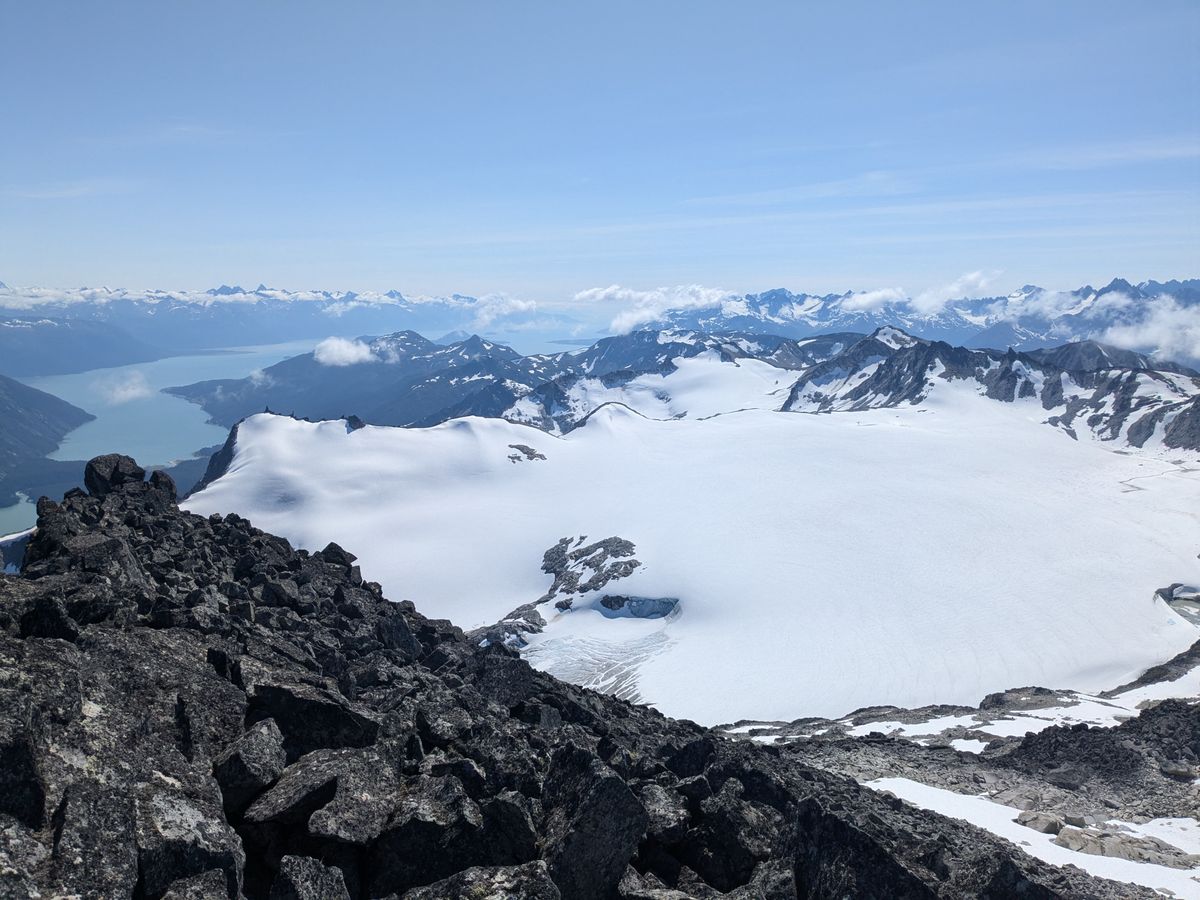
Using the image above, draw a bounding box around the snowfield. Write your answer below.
[184,370,1200,725]
[505,354,796,431]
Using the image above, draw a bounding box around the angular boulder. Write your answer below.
[212,718,287,815]
[541,744,647,900]
[84,454,146,496]
[268,854,351,900]
[400,861,561,899]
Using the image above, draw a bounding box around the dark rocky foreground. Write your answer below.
[0,456,1163,898]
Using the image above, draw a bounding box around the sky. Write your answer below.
[1,1,1198,305]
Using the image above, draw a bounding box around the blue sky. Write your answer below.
[1,1,1197,303]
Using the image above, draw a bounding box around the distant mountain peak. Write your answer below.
[1099,277,1137,296]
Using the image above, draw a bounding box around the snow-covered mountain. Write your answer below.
[183,328,1200,725]
[166,329,859,429]
[0,283,572,371]
[3,275,1197,373]
[171,325,1200,451]
[784,328,1200,451]
[658,278,1200,367]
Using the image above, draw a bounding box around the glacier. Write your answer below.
[184,358,1200,725]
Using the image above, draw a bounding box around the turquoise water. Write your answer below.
[0,497,36,537]
[0,339,317,534]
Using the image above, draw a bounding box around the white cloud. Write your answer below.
[470,294,537,330]
[912,270,998,314]
[840,287,907,312]
[313,337,377,366]
[1100,296,1200,364]
[575,284,733,333]
[97,371,153,405]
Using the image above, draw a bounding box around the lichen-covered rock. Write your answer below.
[162,868,235,899]
[213,718,287,814]
[400,861,560,899]
[49,782,138,898]
[269,854,351,900]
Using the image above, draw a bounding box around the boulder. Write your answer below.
[367,774,488,896]
[244,746,398,846]
[212,718,287,815]
[247,679,381,760]
[1015,810,1064,835]
[132,786,243,899]
[400,861,561,899]
[84,454,146,496]
[161,869,233,899]
[640,783,690,844]
[541,745,647,900]
[1055,826,1200,868]
[268,854,351,900]
[49,782,138,898]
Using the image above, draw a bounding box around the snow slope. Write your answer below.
[505,352,796,431]
[868,778,1200,898]
[185,387,1200,725]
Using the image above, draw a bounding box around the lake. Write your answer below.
[0,339,318,534]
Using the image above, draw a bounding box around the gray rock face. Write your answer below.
[0,456,1165,899]
[783,330,1200,450]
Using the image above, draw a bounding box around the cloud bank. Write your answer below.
[313,337,377,366]
[470,294,537,330]
[1101,296,1200,364]
[912,271,998,314]
[576,284,734,333]
[840,287,906,312]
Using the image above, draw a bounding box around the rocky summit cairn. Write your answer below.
[0,455,1160,898]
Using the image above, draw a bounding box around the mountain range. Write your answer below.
[165,330,862,430]
[1,276,1197,375]
[657,278,1200,361]
[168,326,1200,452]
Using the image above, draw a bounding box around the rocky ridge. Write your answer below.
[0,455,1176,898]
[783,330,1200,450]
